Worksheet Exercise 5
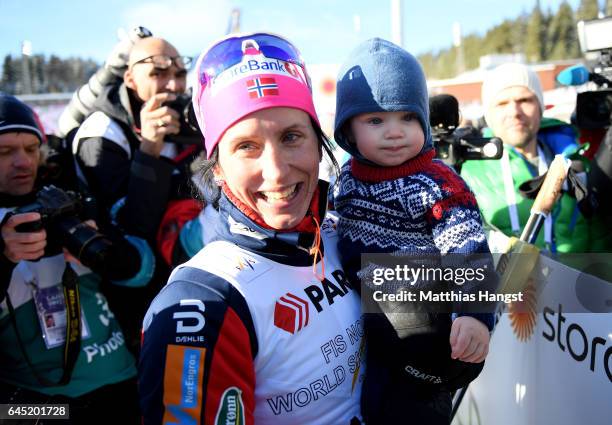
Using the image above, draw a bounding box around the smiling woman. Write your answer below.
[138,33,364,425]
[214,107,321,230]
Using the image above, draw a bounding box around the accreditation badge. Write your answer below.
[32,285,90,349]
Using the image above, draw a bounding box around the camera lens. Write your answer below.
[56,217,113,271]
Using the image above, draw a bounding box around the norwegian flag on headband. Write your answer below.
[246,77,279,99]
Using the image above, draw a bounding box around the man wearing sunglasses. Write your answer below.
[71,37,190,354]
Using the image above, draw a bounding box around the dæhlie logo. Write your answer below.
[274,293,309,334]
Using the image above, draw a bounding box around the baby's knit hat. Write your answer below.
[334,38,432,165]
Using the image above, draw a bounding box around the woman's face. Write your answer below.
[214,107,321,230]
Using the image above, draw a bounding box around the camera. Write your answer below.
[555,17,612,216]
[572,16,612,129]
[11,185,113,270]
[429,94,503,170]
[163,91,203,146]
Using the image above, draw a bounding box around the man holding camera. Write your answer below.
[72,36,188,241]
[71,37,194,350]
[461,63,610,253]
[0,95,145,422]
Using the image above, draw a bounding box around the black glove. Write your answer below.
[364,289,485,392]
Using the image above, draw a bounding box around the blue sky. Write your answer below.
[1,0,583,65]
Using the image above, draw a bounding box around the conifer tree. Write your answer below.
[548,1,581,59]
[526,0,547,61]
[1,55,16,93]
[417,1,590,78]
[576,0,600,21]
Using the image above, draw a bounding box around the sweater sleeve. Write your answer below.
[139,266,258,425]
[332,166,364,287]
[426,170,489,255]
[426,164,497,331]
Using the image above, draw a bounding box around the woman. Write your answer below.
[138,33,365,425]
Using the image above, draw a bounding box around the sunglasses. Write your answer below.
[196,32,308,88]
[132,55,193,70]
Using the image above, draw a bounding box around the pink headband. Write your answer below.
[192,33,320,158]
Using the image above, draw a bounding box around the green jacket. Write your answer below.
[0,258,137,398]
[461,119,609,253]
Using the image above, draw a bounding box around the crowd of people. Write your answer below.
[1,26,610,425]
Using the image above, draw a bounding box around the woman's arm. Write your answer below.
[139,267,258,425]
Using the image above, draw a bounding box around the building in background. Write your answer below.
[428,54,582,124]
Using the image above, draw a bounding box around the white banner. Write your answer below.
[453,253,612,425]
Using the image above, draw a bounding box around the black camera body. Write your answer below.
[574,17,612,129]
[11,185,112,270]
[570,17,612,216]
[575,88,612,129]
[163,92,203,146]
[14,186,82,233]
[573,53,612,129]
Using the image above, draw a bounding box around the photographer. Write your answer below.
[72,37,189,241]
[0,95,147,423]
[460,63,610,253]
[71,37,197,347]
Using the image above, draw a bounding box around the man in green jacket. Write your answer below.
[461,63,609,253]
[0,95,144,423]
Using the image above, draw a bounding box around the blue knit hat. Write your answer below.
[334,38,432,165]
[0,95,43,142]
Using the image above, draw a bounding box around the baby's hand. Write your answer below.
[450,316,490,363]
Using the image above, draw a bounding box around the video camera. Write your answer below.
[557,16,612,129]
[10,185,113,270]
[556,17,612,216]
[429,94,503,170]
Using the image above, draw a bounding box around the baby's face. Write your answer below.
[350,111,425,167]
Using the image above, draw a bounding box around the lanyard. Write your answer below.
[501,145,553,248]
[6,262,82,387]
[500,149,520,234]
[535,146,553,249]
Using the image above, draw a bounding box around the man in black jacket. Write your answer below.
[72,37,188,241]
[71,37,191,352]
